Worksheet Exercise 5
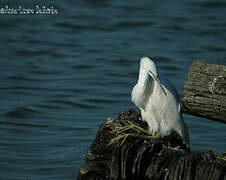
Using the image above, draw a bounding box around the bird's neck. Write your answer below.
[138,68,149,88]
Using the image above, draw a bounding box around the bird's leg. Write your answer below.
[108,124,160,146]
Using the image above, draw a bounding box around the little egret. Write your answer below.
[131,57,190,145]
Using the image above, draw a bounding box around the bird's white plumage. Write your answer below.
[131,57,190,145]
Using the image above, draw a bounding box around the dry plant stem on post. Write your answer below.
[108,124,160,146]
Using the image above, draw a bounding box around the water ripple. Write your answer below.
[1,1,226,179]
[46,99,100,110]
[5,107,41,119]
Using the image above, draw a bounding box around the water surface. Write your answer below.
[0,0,226,179]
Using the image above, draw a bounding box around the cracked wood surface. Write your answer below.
[78,110,226,180]
[182,60,226,123]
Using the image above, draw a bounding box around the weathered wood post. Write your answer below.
[77,110,226,180]
[78,61,226,180]
[182,61,226,124]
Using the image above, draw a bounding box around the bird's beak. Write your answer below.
[147,69,167,96]
[147,70,158,82]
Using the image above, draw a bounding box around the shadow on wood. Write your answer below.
[78,109,226,180]
[182,61,226,124]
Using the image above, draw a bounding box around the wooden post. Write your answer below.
[182,60,226,124]
[78,61,226,179]
[77,110,226,180]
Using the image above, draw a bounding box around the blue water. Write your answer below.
[0,1,226,179]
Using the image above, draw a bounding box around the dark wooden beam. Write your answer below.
[78,110,226,180]
[182,60,226,124]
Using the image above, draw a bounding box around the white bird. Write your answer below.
[131,57,190,145]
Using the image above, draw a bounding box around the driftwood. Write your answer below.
[77,109,226,180]
[182,61,226,124]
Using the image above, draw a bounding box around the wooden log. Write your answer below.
[182,60,226,124]
[77,109,226,180]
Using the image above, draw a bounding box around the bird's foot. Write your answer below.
[108,124,160,146]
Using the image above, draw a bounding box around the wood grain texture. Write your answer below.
[78,110,226,180]
[182,60,226,123]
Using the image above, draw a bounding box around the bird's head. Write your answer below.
[140,57,157,76]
